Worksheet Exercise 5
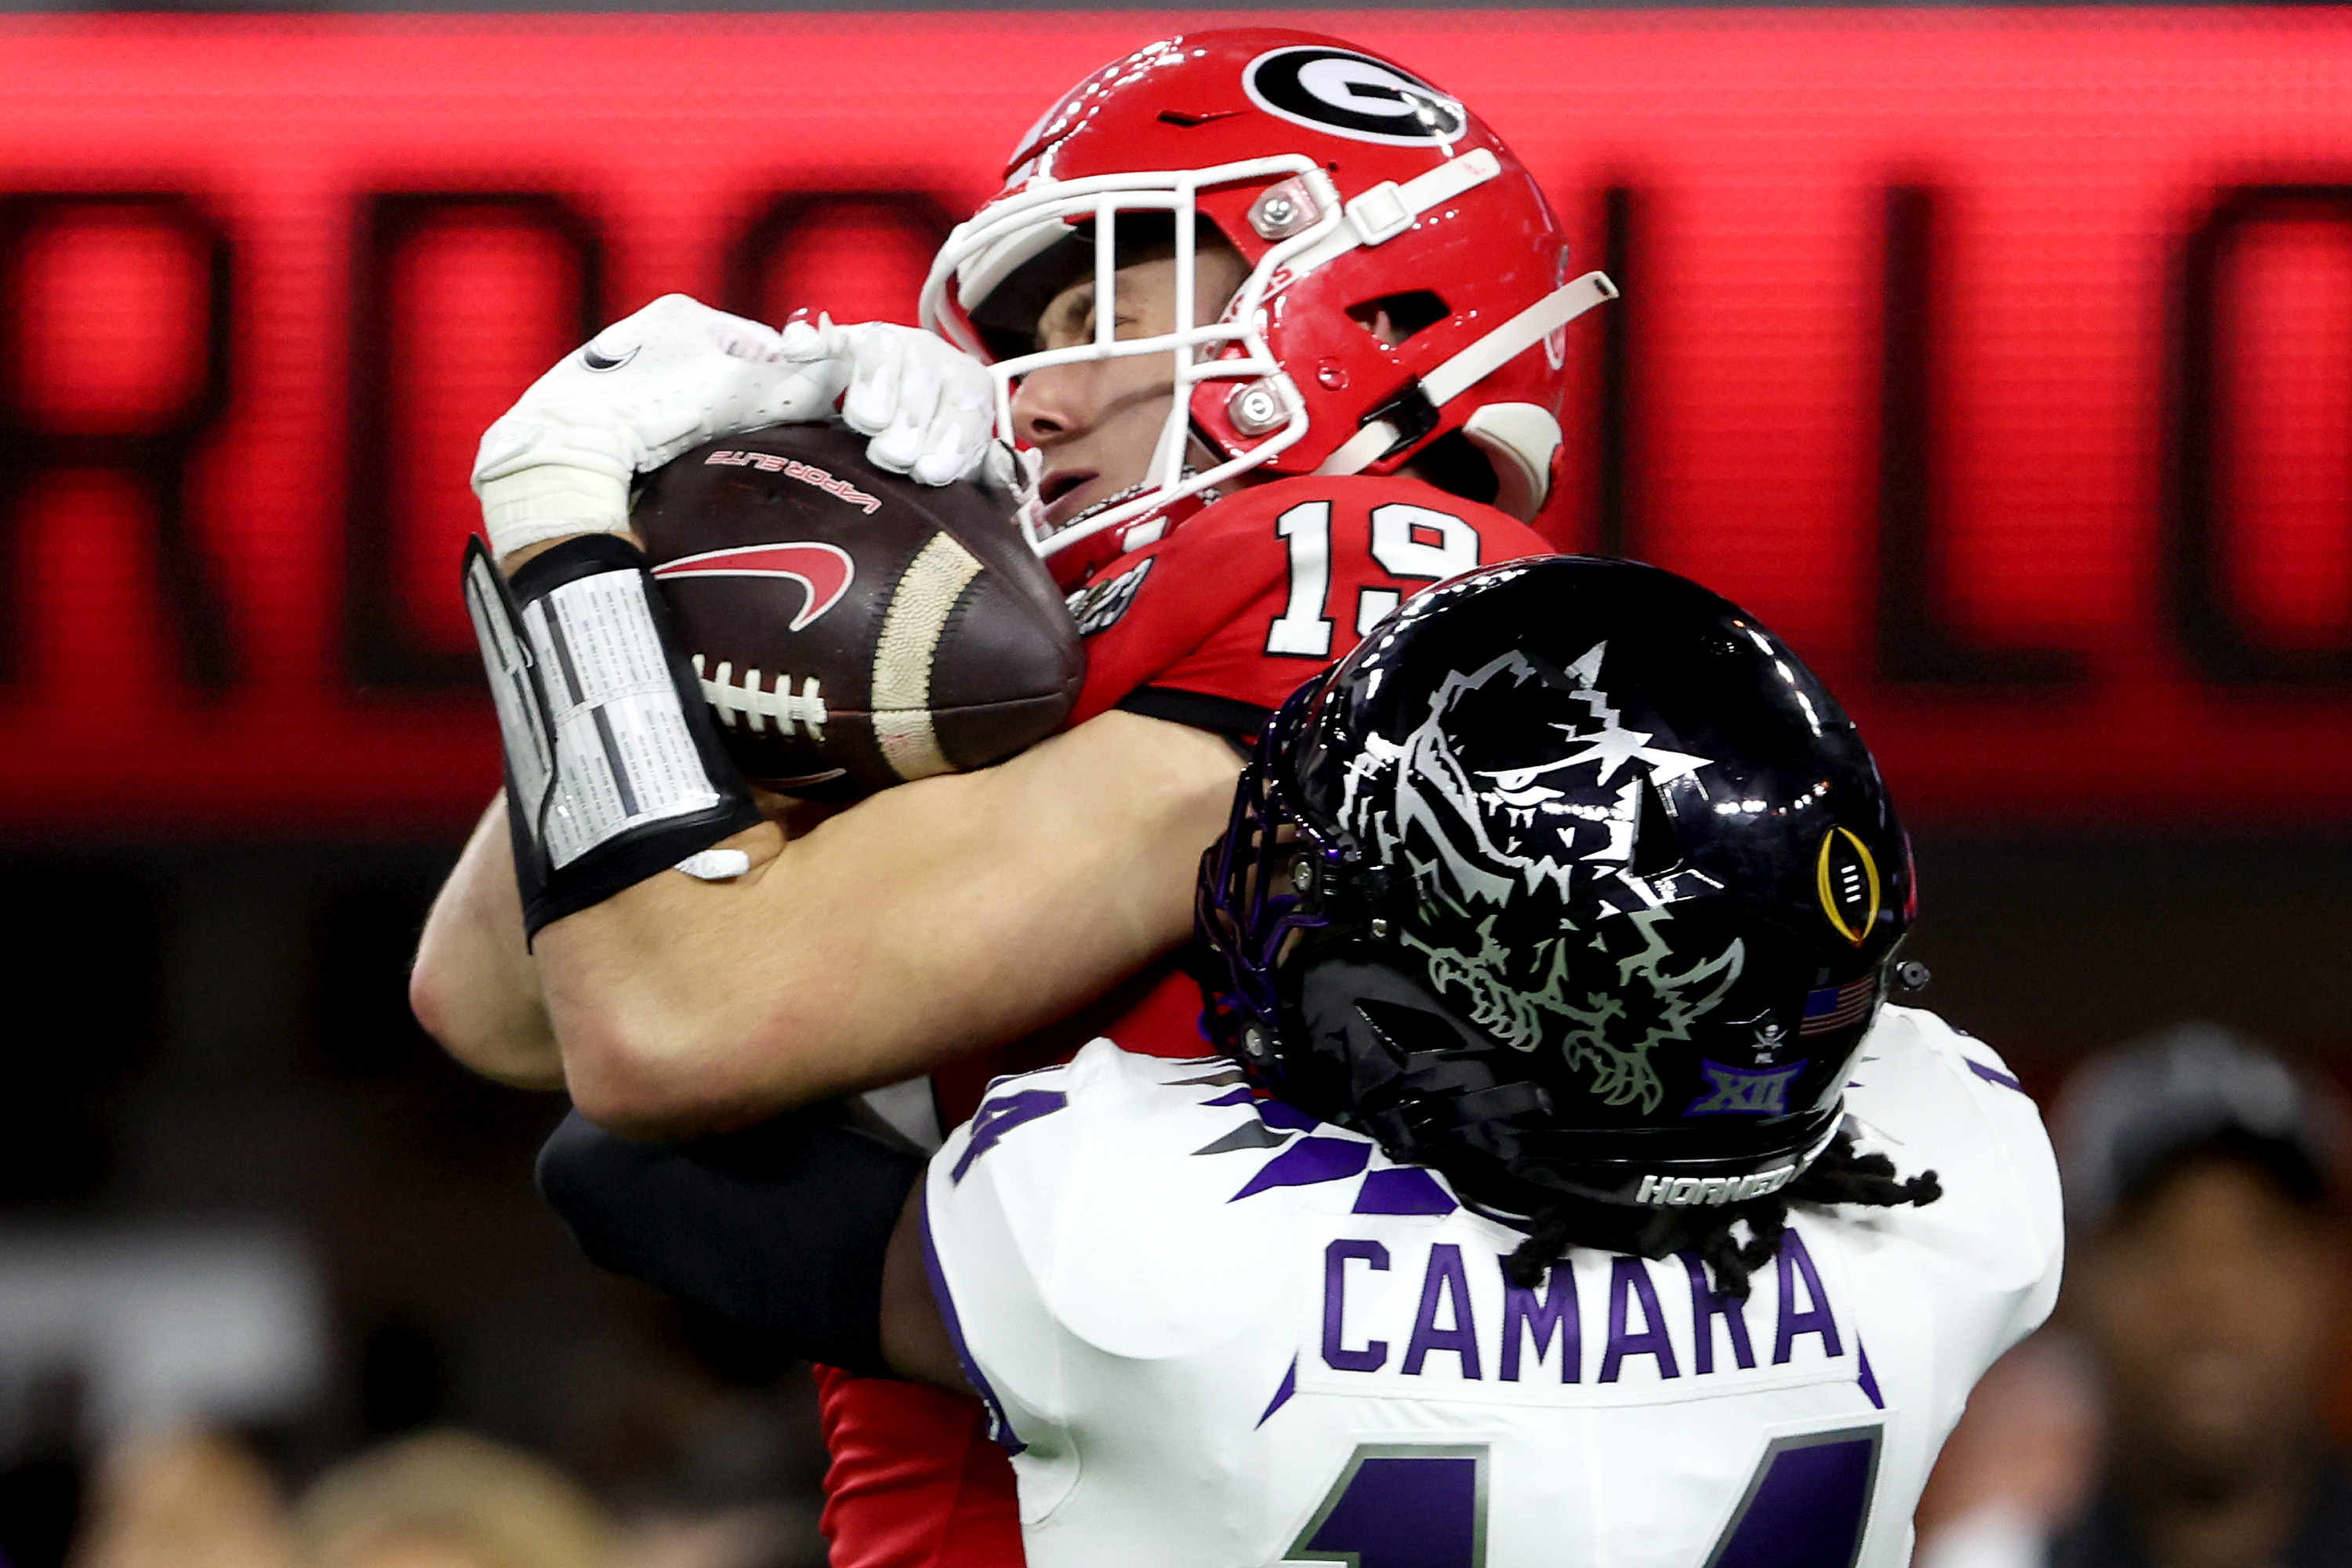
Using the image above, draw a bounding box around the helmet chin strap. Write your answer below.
[1316,270,1620,480]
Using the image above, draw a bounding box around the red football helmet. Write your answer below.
[920,28,1615,573]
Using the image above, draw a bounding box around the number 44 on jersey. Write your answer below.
[1283,1431,1880,1568]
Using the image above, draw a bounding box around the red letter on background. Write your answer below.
[0,193,231,689]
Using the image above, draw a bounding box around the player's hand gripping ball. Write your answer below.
[633,422,1083,796]
[473,294,996,559]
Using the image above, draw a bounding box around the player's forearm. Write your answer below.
[537,806,1188,1136]
[536,713,1240,1138]
[532,815,831,1136]
[411,797,567,1091]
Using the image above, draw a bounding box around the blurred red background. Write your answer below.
[5,13,2352,831]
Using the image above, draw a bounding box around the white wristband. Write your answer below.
[479,466,633,560]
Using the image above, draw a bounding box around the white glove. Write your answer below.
[473,295,996,560]
[836,318,996,489]
[474,295,829,558]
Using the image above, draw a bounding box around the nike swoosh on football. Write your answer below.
[652,543,855,632]
[580,343,638,372]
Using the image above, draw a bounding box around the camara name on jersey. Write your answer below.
[1302,1227,1857,1400]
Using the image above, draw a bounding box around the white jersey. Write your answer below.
[922,1005,2061,1568]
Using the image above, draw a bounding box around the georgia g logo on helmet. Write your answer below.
[1243,45,1468,145]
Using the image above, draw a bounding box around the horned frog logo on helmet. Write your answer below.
[1333,643,1746,1114]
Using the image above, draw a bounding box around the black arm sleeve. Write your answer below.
[535,1105,924,1377]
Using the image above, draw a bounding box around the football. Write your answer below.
[631,421,1083,795]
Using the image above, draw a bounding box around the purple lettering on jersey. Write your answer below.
[1773,1229,1844,1365]
[1600,1257,1681,1382]
[1232,1135,1371,1201]
[1258,1354,1300,1427]
[1403,1243,1483,1380]
[1707,1428,1881,1568]
[1352,1166,1457,1215]
[1498,1254,1580,1383]
[1682,1251,1759,1374]
[1857,1340,1885,1410]
[1323,1239,1391,1372]
[949,1088,1067,1184]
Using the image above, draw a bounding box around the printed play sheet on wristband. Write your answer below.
[463,550,554,815]
[521,572,721,867]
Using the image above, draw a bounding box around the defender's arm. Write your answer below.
[536,1107,964,1390]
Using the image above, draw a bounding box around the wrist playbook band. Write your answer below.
[462,533,763,939]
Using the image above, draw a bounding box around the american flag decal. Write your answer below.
[1799,976,1875,1036]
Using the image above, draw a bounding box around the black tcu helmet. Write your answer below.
[1196,557,1914,1251]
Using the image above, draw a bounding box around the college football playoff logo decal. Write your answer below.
[1815,826,1882,947]
[1243,46,1468,146]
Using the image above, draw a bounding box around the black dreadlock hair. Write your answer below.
[1500,1131,1944,1297]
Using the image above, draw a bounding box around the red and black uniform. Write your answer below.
[811,475,1552,1568]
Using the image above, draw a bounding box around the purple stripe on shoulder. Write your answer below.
[918,1194,1026,1455]
[1256,1098,1322,1131]
[1200,1086,1320,1131]
[1352,1166,1458,1216]
[1232,1136,1371,1201]
[1857,1340,1885,1410]
[1965,1058,2026,1095]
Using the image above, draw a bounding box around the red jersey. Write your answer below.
[815,476,1551,1568]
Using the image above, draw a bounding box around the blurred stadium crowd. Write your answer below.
[0,859,833,1568]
